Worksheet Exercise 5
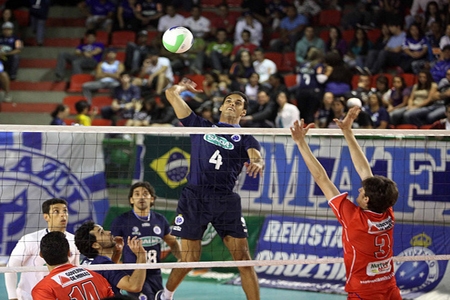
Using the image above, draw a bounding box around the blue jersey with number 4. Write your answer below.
[180,112,261,192]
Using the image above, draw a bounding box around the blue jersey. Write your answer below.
[77,42,105,62]
[297,62,325,90]
[180,112,261,192]
[81,255,128,296]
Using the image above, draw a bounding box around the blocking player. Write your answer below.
[75,220,147,295]
[156,79,264,300]
[110,181,181,299]
[5,198,80,300]
[31,231,114,299]
[290,106,402,300]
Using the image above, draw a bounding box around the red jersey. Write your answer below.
[329,193,398,293]
[31,263,114,300]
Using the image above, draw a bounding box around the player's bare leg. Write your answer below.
[223,236,260,300]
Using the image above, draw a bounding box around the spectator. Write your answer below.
[269,4,308,52]
[134,48,174,96]
[366,21,406,75]
[0,60,11,102]
[242,72,261,104]
[78,0,115,33]
[295,25,325,64]
[422,1,443,34]
[0,9,18,34]
[364,23,391,74]
[183,5,211,39]
[101,71,141,125]
[125,30,153,74]
[295,47,328,124]
[126,97,152,126]
[431,44,450,82]
[75,99,98,126]
[253,47,277,85]
[390,70,438,126]
[294,0,321,21]
[50,104,70,125]
[82,47,125,103]
[426,21,443,62]
[315,91,334,128]
[55,30,104,81]
[266,0,288,27]
[430,102,450,129]
[346,74,372,105]
[275,90,300,128]
[29,0,51,46]
[230,30,258,62]
[134,0,163,30]
[345,27,373,72]
[146,95,177,126]
[184,29,207,74]
[229,49,255,85]
[326,26,347,58]
[240,89,277,127]
[374,74,391,105]
[365,92,390,129]
[201,72,219,100]
[406,0,441,28]
[401,23,429,74]
[346,97,373,128]
[268,72,289,101]
[0,22,22,81]
[341,2,373,29]
[210,3,237,38]
[116,0,140,31]
[325,97,347,128]
[157,4,185,34]
[241,0,268,25]
[234,12,263,47]
[439,23,450,49]
[205,28,233,74]
[324,51,353,97]
[374,0,407,27]
[386,75,410,113]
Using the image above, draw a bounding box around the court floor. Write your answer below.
[0,273,346,299]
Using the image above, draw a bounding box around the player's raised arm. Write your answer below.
[335,106,373,180]
[245,148,264,178]
[165,78,203,119]
[290,120,340,200]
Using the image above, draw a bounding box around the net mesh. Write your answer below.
[0,125,449,299]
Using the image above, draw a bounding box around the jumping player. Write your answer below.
[5,198,80,300]
[290,106,401,300]
[156,79,264,300]
[110,181,181,299]
[31,231,114,299]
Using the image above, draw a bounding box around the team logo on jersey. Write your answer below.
[153,225,162,235]
[395,233,442,293]
[203,134,234,150]
[231,134,241,142]
[150,147,190,189]
[175,214,184,225]
[132,226,141,235]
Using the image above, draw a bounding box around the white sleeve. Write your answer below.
[316,74,328,84]
[5,239,28,299]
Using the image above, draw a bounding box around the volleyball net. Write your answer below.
[0,125,449,299]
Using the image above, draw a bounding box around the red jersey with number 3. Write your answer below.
[329,193,398,293]
[32,263,114,300]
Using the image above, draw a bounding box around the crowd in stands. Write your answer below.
[1,0,450,129]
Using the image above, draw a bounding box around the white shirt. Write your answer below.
[5,229,80,300]
[275,103,300,128]
[183,16,211,38]
[100,60,120,83]
[143,56,174,83]
[157,14,186,32]
[253,58,277,83]
[234,19,263,46]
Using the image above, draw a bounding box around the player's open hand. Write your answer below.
[290,119,314,144]
[244,159,264,178]
[335,106,360,130]
[178,77,203,93]
[114,236,124,252]
[127,236,146,257]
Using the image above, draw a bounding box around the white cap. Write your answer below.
[347,97,362,108]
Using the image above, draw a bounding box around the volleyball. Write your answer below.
[162,26,194,54]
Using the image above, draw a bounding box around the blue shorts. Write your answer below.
[172,185,248,240]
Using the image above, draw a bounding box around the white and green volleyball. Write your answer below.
[162,26,194,54]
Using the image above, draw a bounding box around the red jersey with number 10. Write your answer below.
[329,193,398,293]
[32,263,114,300]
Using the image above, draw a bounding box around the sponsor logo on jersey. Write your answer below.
[368,217,394,233]
[203,134,234,150]
[140,235,162,247]
[366,258,392,276]
[175,214,184,225]
[52,267,93,287]
[172,226,181,231]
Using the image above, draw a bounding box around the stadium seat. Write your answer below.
[116,51,126,62]
[202,11,217,20]
[367,29,381,44]
[227,0,242,6]
[342,29,355,43]
[396,124,418,129]
[184,74,205,88]
[63,95,87,115]
[111,31,136,48]
[284,74,298,88]
[13,10,29,27]
[402,73,417,87]
[420,124,433,129]
[280,52,297,73]
[92,96,113,108]
[264,52,283,71]
[318,10,342,27]
[67,74,95,93]
[116,119,128,126]
[319,30,329,43]
[202,0,223,7]
[173,74,180,84]
[96,30,109,46]
[146,30,159,43]
[92,119,113,126]
[351,75,360,89]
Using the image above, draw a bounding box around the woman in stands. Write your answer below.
[401,24,429,74]
[345,27,373,73]
[229,50,255,85]
[365,92,390,129]
[325,26,347,58]
[386,75,410,114]
[324,51,353,97]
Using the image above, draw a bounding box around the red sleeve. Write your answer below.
[32,283,56,300]
[328,192,358,226]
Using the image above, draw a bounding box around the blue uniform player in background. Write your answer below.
[110,181,181,299]
[156,78,264,300]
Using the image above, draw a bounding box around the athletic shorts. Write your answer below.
[171,185,248,240]
[347,286,402,300]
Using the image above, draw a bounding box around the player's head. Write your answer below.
[358,175,399,213]
[42,198,69,232]
[40,231,70,266]
[219,92,248,121]
[75,220,115,258]
[128,181,157,209]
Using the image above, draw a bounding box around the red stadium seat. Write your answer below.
[284,74,298,88]
[342,29,355,43]
[264,52,283,71]
[227,0,243,7]
[420,124,433,129]
[67,74,95,93]
[367,29,381,43]
[146,30,159,43]
[402,73,417,87]
[318,10,342,27]
[280,52,297,73]
[351,75,360,90]
[202,0,223,7]
[92,119,113,126]
[63,95,87,115]
[116,51,126,62]
[92,96,113,108]
[96,30,109,46]
[319,30,329,43]
[396,124,418,129]
[184,74,205,88]
[111,31,136,48]
[14,10,29,27]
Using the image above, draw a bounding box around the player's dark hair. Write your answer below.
[74,220,99,258]
[75,100,90,114]
[42,198,68,214]
[50,104,68,118]
[362,175,398,213]
[128,181,157,207]
[221,91,249,110]
[40,231,70,266]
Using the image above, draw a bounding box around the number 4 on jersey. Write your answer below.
[209,150,223,170]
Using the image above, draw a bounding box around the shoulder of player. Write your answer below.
[19,228,47,242]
